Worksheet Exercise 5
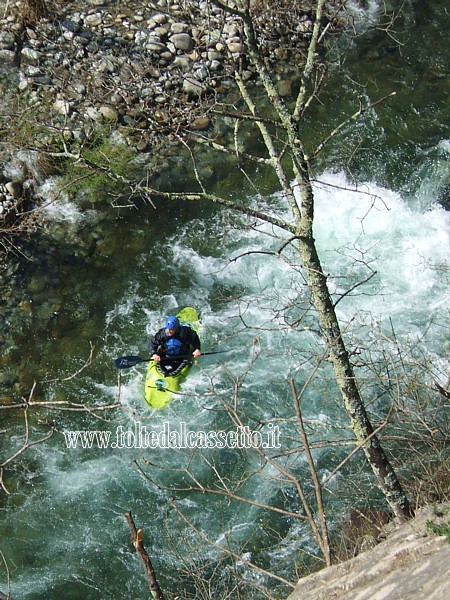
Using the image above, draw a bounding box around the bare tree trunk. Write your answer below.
[296,226,413,520]
[235,0,413,521]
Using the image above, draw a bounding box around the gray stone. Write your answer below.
[182,76,208,97]
[171,22,190,34]
[0,31,15,50]
[227,41,243,54]
[21,47,41,63]
[0,49,18,69]
[151,12,169,25]
[85,106,100,121]
[53,99,71,115]
[146,40,168,53]
[286,502,450,600]
[172,55,192,71]
[84,13,103,27]
[169,33,193,52]
[18,79,29,92]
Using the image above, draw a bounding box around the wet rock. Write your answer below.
[438,183,450,210]
[5,181,23,199]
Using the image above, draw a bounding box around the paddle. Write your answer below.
[114,351,227,369]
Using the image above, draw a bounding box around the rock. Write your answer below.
[209,59,222,72]
[0,49,18,68]
[85,106,100,121]
[169,32,193,52]
[286,502,450,600]
[99,105,119,121]
[189,117,212,131]
[5,181,23,199]
[207,49,222,61]
[53,99,71,116]
[145,40,168,53]
[171,22,190,34]
[227,41,243,54]
[182,76,208,97]
[18,79,29,92]
[172,54,192,71]
[0,31,16,50]
[151,12,169,25]
[84,13,103,28]
[20,47,41,63]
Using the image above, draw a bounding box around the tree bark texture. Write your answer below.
[124,511,165,600]
[238,0,413,520]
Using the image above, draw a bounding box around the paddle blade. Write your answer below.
[114,355,147,369]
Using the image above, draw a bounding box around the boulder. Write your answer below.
[286,503,450,600]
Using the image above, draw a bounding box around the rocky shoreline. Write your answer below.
[0,0,316,226]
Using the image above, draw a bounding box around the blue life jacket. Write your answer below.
[165,337,183,356]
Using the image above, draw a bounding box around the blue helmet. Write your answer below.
[165,315,180,330]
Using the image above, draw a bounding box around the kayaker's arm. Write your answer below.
[189,329,201,358]
[148,328,165,361]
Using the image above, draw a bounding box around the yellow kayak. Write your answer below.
[144,307,200,408]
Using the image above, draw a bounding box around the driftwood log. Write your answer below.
[124,511,165,600]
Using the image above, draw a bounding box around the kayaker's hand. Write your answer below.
[152,354,161,362]
[192,349,201,358]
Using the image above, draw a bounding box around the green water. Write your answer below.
[1,2,449,598]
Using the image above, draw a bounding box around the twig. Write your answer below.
[169,499,295,589]
[309,92,397,160]
[0,548,11,600]
[0,409,55,468]
[40,342,94,383]
[290,377,332,566]
[321,409,393,488]
[333,270,378,308]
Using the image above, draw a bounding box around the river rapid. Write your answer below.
[1,1,449,598]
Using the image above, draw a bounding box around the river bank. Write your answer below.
[0,0,318,229]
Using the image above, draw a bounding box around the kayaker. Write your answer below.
[148,316,201,370]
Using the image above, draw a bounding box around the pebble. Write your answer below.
[0,0,312,223]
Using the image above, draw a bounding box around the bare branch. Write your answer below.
[309,92,397,161]
[124,512,165,600]
[169,498,296,589]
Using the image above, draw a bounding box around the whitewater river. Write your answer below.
[1,2,449,599]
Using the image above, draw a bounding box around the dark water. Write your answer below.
[1,2,449,598]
